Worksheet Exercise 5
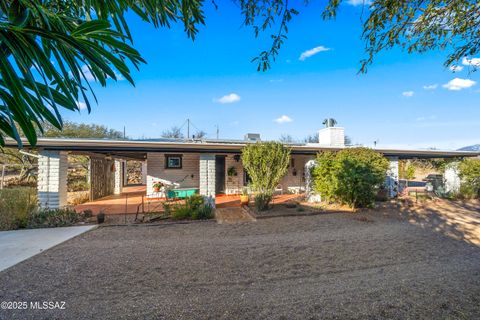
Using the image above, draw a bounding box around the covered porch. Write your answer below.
[74,185,303,215]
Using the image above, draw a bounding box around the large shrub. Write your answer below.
[241,142,290,210]
[0,187,37,230]
[313,148,389,208]
[458,158,480,199]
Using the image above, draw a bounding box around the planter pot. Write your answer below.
[97,213,105,224]
[240,195,249,206]
[153,187,160,193]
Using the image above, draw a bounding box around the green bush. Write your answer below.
[241,141,290,210]
[1,187,83,230]
[27,208,81,228]
[0,187,37,230]
[312,148,389,208]
[170,195,214,220]
[254,193,273,211]
[458,159,480,199]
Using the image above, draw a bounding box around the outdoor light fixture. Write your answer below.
[292,168,297,176]
[233,154,241,162]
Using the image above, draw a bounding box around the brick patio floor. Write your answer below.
[75,186,303,215]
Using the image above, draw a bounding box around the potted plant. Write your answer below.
[97,211,105,224]
[240,187,249,206]
[227,166,238,177]
[153,181,163,193]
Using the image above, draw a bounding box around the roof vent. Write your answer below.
[244,133,261,142]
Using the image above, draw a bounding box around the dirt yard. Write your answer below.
[0,200,479,319]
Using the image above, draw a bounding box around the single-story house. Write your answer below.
[5,127,479,209]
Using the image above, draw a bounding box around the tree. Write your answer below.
[41,121,123,139]
[2,1,477,147]
[1,0,204,147]
[303,133,319,143]
[279,134,294,143]
[194,130,207,139]
[458,158,480,199]
[241,142,290,210]
[162,126,184,139]
[344,135,353,146]
[312,148,389,208]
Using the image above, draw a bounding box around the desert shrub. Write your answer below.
[242,142,290,210]
[0,187,37,230]
[170,195,214,220]
[68,179,89,192]
[27,207,80,228]
[312,148,389,208]
[69,192,90,205]
[254,193,273,211]
[458,159,480,199]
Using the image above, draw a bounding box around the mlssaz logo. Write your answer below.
[30,301,66,310]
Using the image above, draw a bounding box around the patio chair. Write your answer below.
[275,184,283,195]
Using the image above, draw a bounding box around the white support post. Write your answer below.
[199,154,216,198]
[37,150,68,209]
[114,160,123,195]
[141,162,147,185]
[386,156,399,198]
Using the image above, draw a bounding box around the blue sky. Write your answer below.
[66,1,479,150]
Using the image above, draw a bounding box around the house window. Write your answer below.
[165,155,182,169]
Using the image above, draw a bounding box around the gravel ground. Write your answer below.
[1,203,479,319]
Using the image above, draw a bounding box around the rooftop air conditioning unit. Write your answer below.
[244,133,261,142]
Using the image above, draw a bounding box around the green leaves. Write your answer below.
[0,0,205,147]
[313,148,389,208]
[241,141,290,198]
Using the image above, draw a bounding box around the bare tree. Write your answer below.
[162,126,184,139]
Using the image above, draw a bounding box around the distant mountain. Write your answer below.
[458,144,480,151]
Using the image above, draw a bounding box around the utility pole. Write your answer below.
[216,125,219,140]
[123,126,126,139]
[187,118,190,139]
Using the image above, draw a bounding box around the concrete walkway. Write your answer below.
[0,225,96,272]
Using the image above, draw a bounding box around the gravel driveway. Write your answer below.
[1,205,479,319]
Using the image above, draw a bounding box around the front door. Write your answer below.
[215,156,226,194]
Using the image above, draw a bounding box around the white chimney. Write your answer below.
[318,127,345,147]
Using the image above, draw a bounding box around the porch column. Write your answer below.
[305,159,321,202]
[37,150,68,209]
[199,154,215,198]
[141,162,147,185]
[444,162,460,194]
[386,156,399,198]
[114,160,123,195]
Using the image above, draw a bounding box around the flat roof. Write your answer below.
[4,138,479,160]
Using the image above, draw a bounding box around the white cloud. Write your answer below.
[79,64,125,81]
[76,101,87,110]
[449,65,463,72]
[442,78,476,91]
[346,0,372,6]
[462,57,480,67]
[274,115,293,124]
[402,91,414,97]
[299,46,331,61]
[415,115,437,122]
[423,84,438,90]
[81,65,96,81]
[213,93,241,104]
